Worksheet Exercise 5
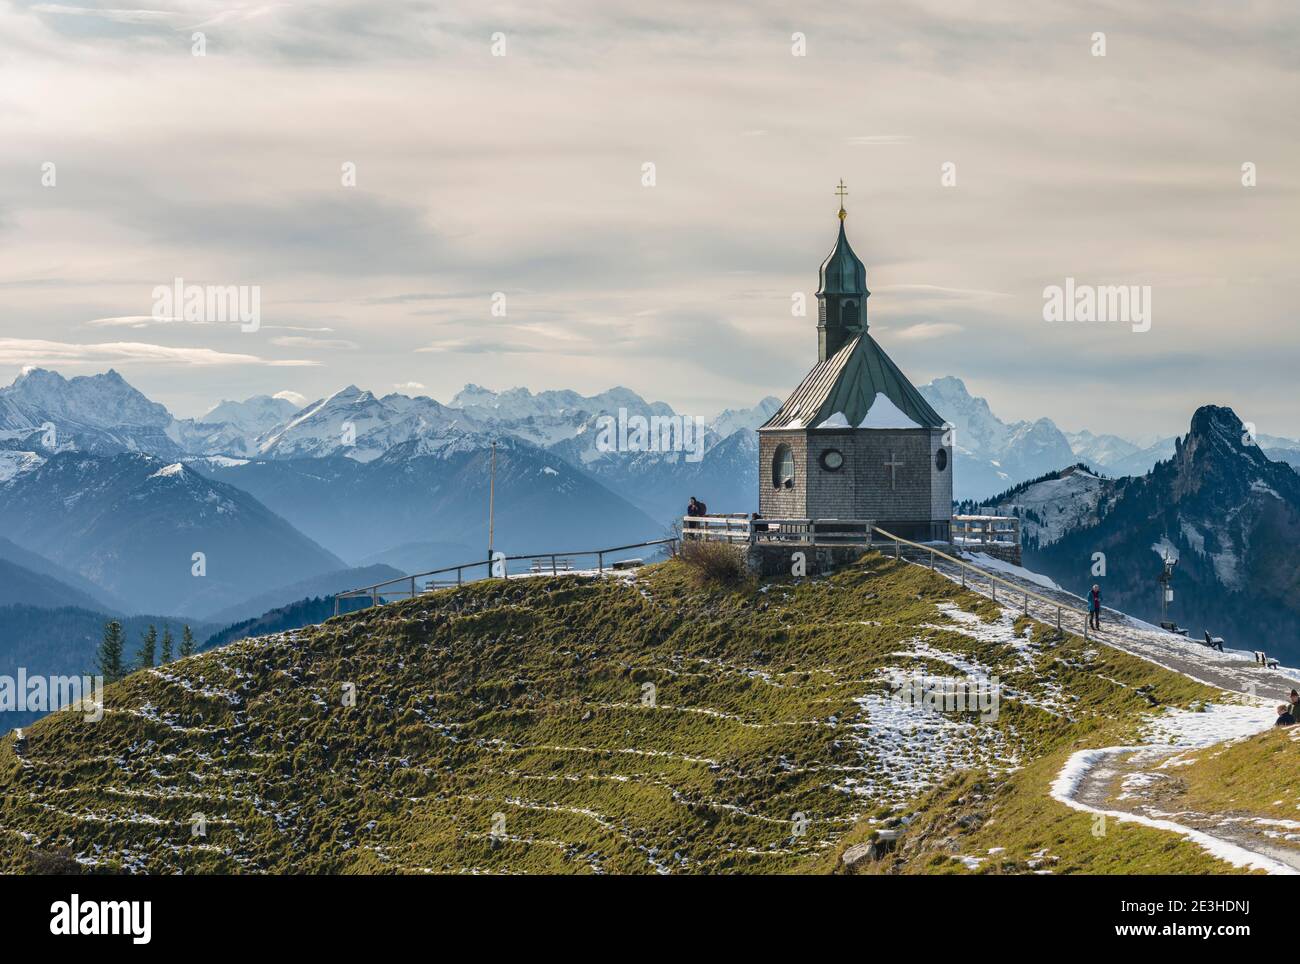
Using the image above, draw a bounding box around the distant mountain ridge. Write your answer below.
[4,367,1299,632]
[986,406,1300,662]
[0,452,345,617]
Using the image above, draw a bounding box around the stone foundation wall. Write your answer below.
[745,543,870,578]
[963,543,1022,567]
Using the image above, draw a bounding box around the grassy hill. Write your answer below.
[0,553,1254,874]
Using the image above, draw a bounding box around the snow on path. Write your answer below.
[926,552,1300,874]
[928,554,1300,702]
[1050,745,1298,875]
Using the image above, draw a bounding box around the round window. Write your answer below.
[820,449,844,472]
[935,448,948,472]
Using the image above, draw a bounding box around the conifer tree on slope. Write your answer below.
[96,620,125,683]
[180,625,195,658]
[137,625,157,670]
[160,625,174,664]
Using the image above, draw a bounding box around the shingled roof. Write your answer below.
[759,333,946,431]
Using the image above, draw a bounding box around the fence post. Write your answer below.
[334,596,340,617]
[1023,593,1028,616]
[457,567,463,587]
[598,551,604,574]
[929,548,935,569]
[371,587,378,608]
[895,540,900,560]
[551,554,557,576]
[1056,608,1061,633]
[411,575,416,599]
[961,567,966,588]
[991,580,996,602]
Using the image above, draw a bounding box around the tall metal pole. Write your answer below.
[487,439,497,574]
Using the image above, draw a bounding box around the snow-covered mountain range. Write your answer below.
[913,376,1240,500]
[979,407,1300,662]
[2,366,1298,624]
[6,367,1293,498]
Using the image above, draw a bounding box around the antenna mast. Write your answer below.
[487,439,497,573]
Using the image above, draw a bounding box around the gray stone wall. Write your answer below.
[746,543,867,577]
[929,430,954,531]
[805,431,858,518]
[965,543,1022,567]
[761,427,953,535]
[825,429,933,522]
[758,430,807,518]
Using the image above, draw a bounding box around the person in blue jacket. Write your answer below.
[1089,584,1102,630]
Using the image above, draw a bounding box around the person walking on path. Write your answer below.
[1089,584,1102,630]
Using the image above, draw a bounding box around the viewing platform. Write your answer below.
[682,512,1022,571]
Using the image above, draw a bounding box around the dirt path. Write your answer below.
[1068,744,1300,872]
[919,552,1300,874]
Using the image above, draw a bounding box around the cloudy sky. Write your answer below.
[1,0,1297,439]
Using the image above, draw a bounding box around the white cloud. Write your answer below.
[86,315,181,328]
[0,339,318,367]
[270,335,357,349]
[894,322,965,341]
[393,381,425,393]
[2,0,1296,436]
[273,389,308,405]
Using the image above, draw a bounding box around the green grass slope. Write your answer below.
[0,554,1242,874]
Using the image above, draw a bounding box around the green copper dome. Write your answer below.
[817,219,868,297]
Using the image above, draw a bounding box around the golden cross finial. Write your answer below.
[835,179,848,219]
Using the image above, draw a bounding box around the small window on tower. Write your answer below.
[820,449,844,472]
[773,444,795,489]
[843,301,859,325]
[935,448,948,472]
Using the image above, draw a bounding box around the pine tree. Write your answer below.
[180,625,195,658]
[96,620,125,683]
[137,625,157,669]
[160,625,174,664]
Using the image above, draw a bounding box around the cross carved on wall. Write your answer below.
[884,452,903,489]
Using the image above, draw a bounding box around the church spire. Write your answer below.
[816,180,869,361]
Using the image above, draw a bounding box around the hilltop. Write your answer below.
[0,555,1283,874]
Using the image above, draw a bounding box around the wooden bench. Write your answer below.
[1203,630,1225,652]
[611,558,643,571]
[1160,621,1189,636]
[1253,650,1280,669]
[530,558,574,574]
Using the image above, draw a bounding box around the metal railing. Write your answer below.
[331,518,1090,638]
[870,525,1091,638]
[680,513,1088,637]
[332,537,678,616]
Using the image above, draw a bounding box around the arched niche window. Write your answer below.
[842,300,859,325]
[773,444,795,489]
[935,448,948,472]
